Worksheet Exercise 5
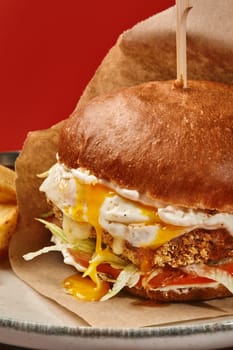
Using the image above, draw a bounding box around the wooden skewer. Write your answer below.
[175,0,194,88]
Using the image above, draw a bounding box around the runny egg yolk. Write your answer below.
[72,180,112,253]
[71,180,184,249]
[63,180,185,300]
[139,204,185,248]
[147,224,186,248]
[63,274,110,301]
[64,181,113,294]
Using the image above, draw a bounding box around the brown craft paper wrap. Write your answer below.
[9,0,233,328]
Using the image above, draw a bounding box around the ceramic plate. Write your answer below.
[1,260,233,350]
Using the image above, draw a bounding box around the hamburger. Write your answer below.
[24,80,233,302]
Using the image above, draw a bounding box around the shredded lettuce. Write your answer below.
[36,218,95,255]
[72,239,95,255]
[23,243,67,261]
[183,264,233,293]
[36,218,69,243]
[91,248,127,268]
[82,250,140,301]
[39,211,54,218]
[37,170,50,178]
[27,218,140,301]
[101,265,140,301]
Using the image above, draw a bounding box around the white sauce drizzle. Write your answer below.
[40,163,233,247]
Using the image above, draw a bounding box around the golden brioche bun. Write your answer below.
[126,284,232,302]
[58,79,233,301]
[59,80,233,213]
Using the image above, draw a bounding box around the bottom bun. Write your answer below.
[125,284,232,302]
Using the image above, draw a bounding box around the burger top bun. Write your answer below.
[59,80,233,213]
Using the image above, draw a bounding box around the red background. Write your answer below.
[0,0,175,151]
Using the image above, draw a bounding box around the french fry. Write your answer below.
[0,165,18,257]
[0,203,18,256]
[0,165,17,203]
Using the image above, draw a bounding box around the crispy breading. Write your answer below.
[101,228,233,271]
[51,205,233,272]
[153,229,233,268]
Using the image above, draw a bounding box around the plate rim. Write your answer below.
[1,316,233,338]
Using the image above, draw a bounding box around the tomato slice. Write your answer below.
[167,273,214,286]
[97,263,121,279]
[147,267,214,289]
[218,262,233,275]
[69,247,233,289]
[68,249,121,279]
[68,249,90,268]
[147,262,233,288]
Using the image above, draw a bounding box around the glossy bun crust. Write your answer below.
[59,80,233,212]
